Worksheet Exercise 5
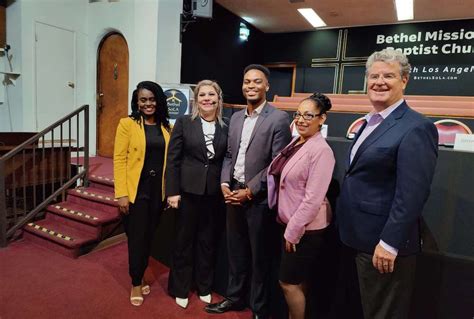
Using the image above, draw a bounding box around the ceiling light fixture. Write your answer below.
[242,16,254,23]
[394,0,414,21]
[297,8,326,28]
[239,23,250,41]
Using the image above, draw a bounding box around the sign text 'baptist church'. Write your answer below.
[376,28,474,56]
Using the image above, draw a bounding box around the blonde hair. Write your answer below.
[191,80,225,127]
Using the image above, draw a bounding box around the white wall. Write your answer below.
[3,0,183,156]
[20,0,87,132]
[156,0,182,84]
[1,0,22,131]
[3,0,88,132]
[132,0,159,83]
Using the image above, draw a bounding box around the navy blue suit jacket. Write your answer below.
[337,101,438,256]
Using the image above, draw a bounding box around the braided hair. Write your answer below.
[303,92,332,114]
[129,81,171,131]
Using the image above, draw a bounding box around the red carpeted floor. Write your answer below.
[0,237,251,318]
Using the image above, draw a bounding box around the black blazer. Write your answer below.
[166,114,228,196]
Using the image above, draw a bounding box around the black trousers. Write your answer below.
[123,195,162,287]
[225,197,277,316]
[331,244,364,319]
[356,251,416,319]
[168,192,219,298]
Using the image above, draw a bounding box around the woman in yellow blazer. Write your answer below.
[114,81,170,306]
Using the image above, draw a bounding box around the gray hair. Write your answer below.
[191,80,225,127]
[366,48,411,78]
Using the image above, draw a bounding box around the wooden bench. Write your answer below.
[290,93,474,103]
[271,94,474,118]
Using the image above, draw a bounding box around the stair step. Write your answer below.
[47,202,120,226]
[67,187,118,210]
[88,174,115,192]
[46,212,99,237]
[24,217,97,249]
[89,174,114,186]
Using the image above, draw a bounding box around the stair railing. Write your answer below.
[0,105,89,247]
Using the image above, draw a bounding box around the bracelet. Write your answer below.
[246,188,253,201]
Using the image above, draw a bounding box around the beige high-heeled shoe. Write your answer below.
[130,287,143,306]
[141,282,150,295]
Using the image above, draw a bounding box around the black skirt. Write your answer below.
[279,226,327,285]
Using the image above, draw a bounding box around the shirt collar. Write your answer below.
[365,98,404,122]
[245,101,266,117]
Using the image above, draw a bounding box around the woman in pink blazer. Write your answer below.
[267,93,335,319]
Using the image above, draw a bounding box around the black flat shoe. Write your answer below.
[204,299,245,314]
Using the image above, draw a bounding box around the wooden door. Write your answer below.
[97,33,129,157]
[265,63,296,101]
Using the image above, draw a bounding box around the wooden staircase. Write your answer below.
[23,174,122,258]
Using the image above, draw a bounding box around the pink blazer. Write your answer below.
[267,132,335,244]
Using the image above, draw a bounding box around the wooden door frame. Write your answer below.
[264,62,297,96]
[96,31,128,155]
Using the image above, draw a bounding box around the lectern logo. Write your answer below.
[164,89,188,119]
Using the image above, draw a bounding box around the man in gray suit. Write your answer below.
[205,64,291,319]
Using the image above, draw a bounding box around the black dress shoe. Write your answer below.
[252,314,268,319]
[204,299,245,314]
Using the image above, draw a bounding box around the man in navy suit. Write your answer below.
[337,49,438,319]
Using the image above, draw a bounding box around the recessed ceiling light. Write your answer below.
[242,16,254,23]
[395,0,414,21]
[297,8,327,28]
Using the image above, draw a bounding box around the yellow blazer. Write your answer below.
[113,117,170,203]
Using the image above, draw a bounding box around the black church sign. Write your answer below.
[265,19,474,96]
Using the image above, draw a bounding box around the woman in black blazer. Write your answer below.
[166,80,228,308]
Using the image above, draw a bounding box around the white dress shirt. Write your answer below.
[233,102,266,183]
[200,117,216,159]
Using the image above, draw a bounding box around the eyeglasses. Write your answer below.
[293,112,322,121]
[367,73,399,81]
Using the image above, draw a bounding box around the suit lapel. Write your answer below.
[233,111,246,154]
[346,120,367,171]
[136,119,146,151]
[248,102,271,147]
[280,136,315,182]
[213,122,225,153]
[348,102,409,171]
[191,117,208,160]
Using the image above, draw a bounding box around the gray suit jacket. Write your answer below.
[221,102,291,201]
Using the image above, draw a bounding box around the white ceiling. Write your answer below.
[216,0,474,33]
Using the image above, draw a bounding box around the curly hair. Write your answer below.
[130,81,171,131]
[303,92,332,114]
